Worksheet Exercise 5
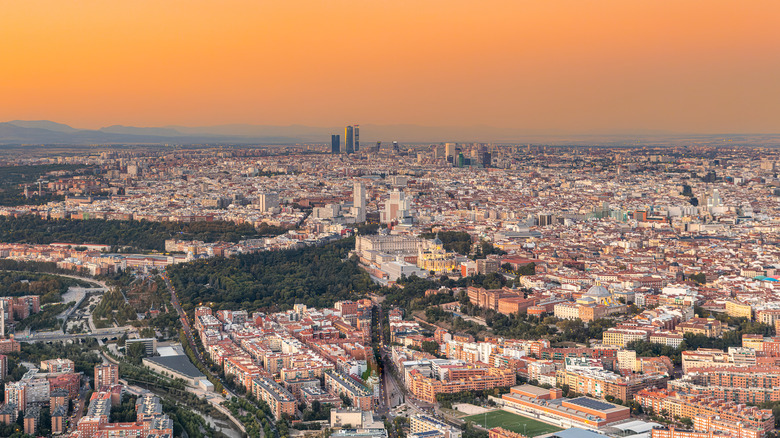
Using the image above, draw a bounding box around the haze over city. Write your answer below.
[2,1,779,135]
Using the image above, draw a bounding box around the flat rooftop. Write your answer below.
[564,397,624,414]
[551,428,607,438]
[512,384,553,397]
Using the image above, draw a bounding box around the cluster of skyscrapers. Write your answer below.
[331,125,360,154]
[328,135,491,168]
[331,125,399,155]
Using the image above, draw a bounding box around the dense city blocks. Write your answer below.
[0,143,778,438]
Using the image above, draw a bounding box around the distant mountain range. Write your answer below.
[1,120,777,146]
[0,120,564,145]
[0,120,305,145]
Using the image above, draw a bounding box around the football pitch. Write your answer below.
[463,409,563,437]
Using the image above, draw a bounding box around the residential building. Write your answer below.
[252,376,296,420]
[95,363,119,387]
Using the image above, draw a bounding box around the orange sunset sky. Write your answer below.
[1,0,779,134]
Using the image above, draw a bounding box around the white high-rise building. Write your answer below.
[5,382,26,411]
[382,190,411,224]
[353,182,366,223]
[257,192,279,212]
[708,188,722,208]
[445,143,457,159]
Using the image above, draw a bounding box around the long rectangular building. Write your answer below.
[681,348,756,373]
[668,366,780,404]
[324,370,373,411]
[651,427,730,438]
[501,384,630,429]
[635,388,774,437]
[409,414,462,438]
[557,362,669,402]
[224,356,262,390]
[251,376,296,420]
[407,366,515,404]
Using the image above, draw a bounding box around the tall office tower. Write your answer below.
[331,134,340,154]
[538,213,553,227]
[353,182,366,223]
[481,151,492,167]
[354,125,359,152]
[345,126,354,154]
[382,189,411,224]
[392,141,399,153]
[445,143,457,160]
[258,192,280,212]
[375,141,381,152]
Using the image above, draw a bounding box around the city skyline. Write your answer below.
[1,1,779,134]
[1,1,779,436]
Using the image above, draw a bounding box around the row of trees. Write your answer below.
[0,215,286,251]
[445,303,616,345]
[436,387,509,409]
[178,330,224,394]
[0,259,63,275]
[413,279,621,344]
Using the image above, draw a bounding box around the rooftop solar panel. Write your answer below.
[567,397,615,411]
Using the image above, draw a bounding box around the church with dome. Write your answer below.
[416,235,459,274]
[577,284,616,306]
[555,282,627,322]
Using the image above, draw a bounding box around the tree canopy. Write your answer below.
[167,237,378,312]
[0,215,286,252]
[0,164,94,206]
[420,231,473,254]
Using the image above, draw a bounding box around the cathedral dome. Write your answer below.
[584,284,611,298]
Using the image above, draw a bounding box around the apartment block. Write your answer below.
[252,376,296,420]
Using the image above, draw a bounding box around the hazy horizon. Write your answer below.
[2,1,779,134]
[0,0,780,134]
[4,119,780,146]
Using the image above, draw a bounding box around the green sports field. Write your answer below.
[463,409,563,437]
